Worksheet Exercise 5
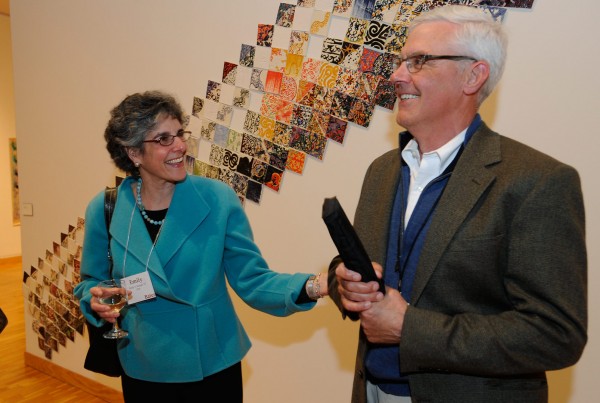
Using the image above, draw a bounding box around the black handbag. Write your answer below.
[83,186,123,377]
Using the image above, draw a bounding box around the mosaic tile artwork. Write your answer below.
[187,0,514,205]
[23,219,88,359]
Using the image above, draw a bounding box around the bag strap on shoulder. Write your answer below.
[103,186,118,276]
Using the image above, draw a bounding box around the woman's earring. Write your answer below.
[135,162,140,167]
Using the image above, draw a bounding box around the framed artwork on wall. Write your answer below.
[9,137,19,225]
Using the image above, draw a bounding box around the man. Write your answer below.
[327,5,587,403]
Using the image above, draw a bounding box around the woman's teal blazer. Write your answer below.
[74,175,315,382]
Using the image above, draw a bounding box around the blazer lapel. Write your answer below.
[110,176,209,301]
[410,124,502,304]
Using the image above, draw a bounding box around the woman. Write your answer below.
[74,90,327,401]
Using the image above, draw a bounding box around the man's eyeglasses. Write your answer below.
[392,54,477,74]
[142,130,192,146]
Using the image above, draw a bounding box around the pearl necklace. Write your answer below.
[136,177,164,226]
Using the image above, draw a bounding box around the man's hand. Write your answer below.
[335,262,384,312]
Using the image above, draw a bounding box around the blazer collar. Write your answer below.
[110,175,210,299]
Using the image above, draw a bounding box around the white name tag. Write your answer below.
[120,271,156,305]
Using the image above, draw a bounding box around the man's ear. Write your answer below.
[464,61,489,96]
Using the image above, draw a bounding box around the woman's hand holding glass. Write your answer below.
[91,279,129,339]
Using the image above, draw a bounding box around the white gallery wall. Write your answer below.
[10,1,599,402]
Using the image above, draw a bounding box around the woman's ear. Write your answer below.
[126,147,141,166]
[464,60,489,96]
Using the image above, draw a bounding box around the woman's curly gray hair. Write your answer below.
[104,90,185,175]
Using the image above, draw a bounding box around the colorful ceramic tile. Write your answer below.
[310,10,331,36]
[275,99,293,124]
[321,37,343,64]
[291,104,313,129]
[216,104,233,125]
[257,24,274,47]
[185,155,196,174]
[236,155,253,177]
[289,31,310,56]
[331,91,354,120]
[233,87,250,108]
[365,20,391,50]
[186,136,200,158]
[273,121,293,147]
[226,129,244,152]
[222,149,240,171]
[312,85,333,113]
[301,58,323,83]
[264,166,284,192]
[374,78,396,110]
[203,100,233,125]
[336,67,361,95]
[243,110,261,135]
[194,160,219,179]
[307,110,330,136]
[326,116,349,143]
[209,144,225,166]
[297,0,316,7]
[385,23,408,54]
[358,47,382,73]
[270,48,288,72]
[296,79,317,107]
[286,149,306,174]
[373,51,395,79]
[348,98,374,127]
[288,126,309,152]
[354,72,381,102]
[200,119,216,141]
[276,3,296,27]
[192,97,204,117]
[222,62,238,85]
[265,70,283,94]
[482,7,508,22]
[241,133,268,161]
[250,68,267,92]
[245,179,262,204]
[285,53,304,77]
[231,173,249,199]
[219,168,236,185]
[372,0,402,23]
[260,93,281,119]
[258,115,276,140]
[214,124,229,147]
[333,0,355,17]
[339,41,363,70]
[206,80,222,102]
[265,140,289,171]
[250,159,268,183]
[280,74,299,101]
[345,17,368,45]
[239,44,255,67]
[352,0,376,20]
[290,127,328,160]
[317,62,341,89]
[482,0,534,8]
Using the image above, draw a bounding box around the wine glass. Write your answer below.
[97,279,128,339]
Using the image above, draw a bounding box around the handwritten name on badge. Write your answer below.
[120,271,156,305]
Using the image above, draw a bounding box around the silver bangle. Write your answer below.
[306,275,319,300]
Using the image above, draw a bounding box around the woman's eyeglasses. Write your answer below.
[143,130,192,146]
